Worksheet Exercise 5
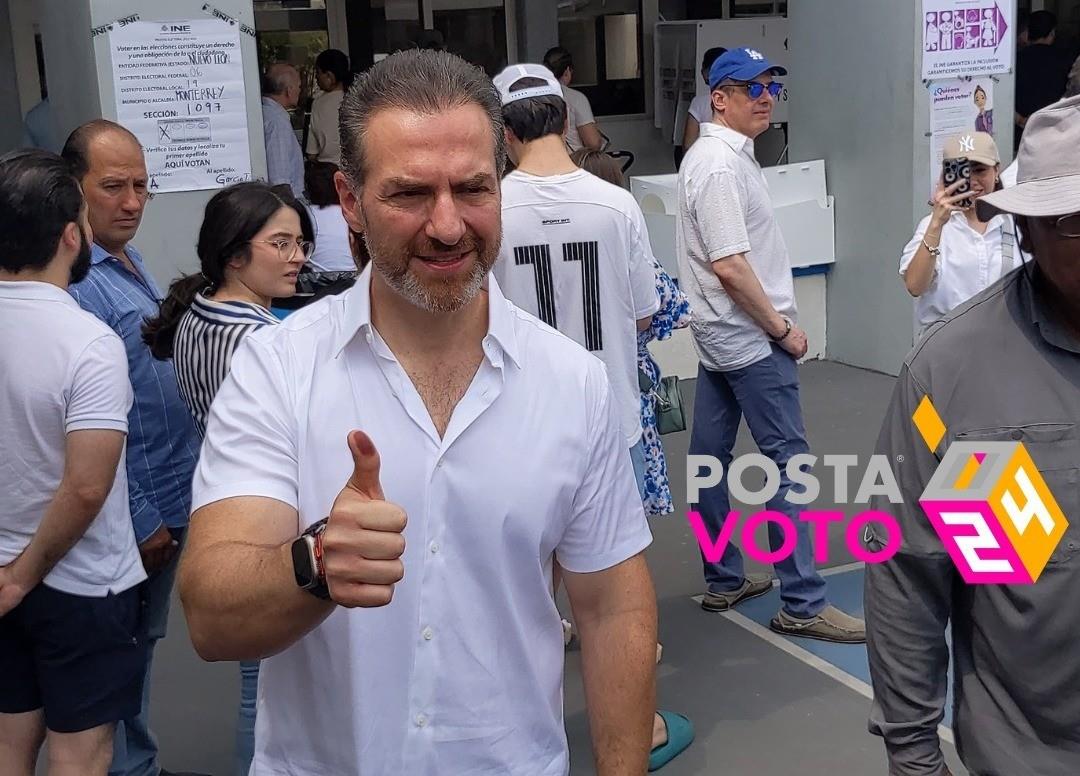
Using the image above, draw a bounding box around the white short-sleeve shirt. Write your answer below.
[688,94,712,125]
[495,168,660,447]
[899,211,1021,334]
[676,122,797,371]
[562,85,596,152]
[306,204,355,273]
[305,89,344,164]
[191,268,652,776]
[0,281,145,597]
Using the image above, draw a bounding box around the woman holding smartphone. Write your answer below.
[142,181,313,776]
[899,131,1019,337]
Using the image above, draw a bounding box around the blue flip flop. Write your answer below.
[648,710,694,771]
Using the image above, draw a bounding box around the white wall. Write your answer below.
[39,0,268,288]
[788,0,1016,376]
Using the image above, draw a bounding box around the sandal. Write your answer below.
[648,710,694,771]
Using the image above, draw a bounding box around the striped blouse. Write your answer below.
[173,293,280,436]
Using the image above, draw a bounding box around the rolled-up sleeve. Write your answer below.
[556,362,653,573]
[191,334,299,514]
[864,364,956,776]
[693,170,751,263]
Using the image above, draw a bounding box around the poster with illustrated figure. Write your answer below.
[927,77,995,197]
[109,18,252,193]
[922,0,1014,79]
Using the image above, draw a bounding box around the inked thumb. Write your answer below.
[345,430,384,501]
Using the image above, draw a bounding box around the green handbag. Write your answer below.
[640,370,687,435]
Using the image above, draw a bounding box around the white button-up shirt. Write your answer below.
[899,211,1021,334]
[191,267,652,776]
[676,122,797,372]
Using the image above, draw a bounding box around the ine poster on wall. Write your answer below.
[922,0,1014,80]
[109,18,252,193]
[928,77,995,196]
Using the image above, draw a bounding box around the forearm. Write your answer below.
[866,552,952,775]
[13,486,104,584]
[577,600,657,774]
[179,538,333,662]
[904,226,942,297]
[713,256,786,337]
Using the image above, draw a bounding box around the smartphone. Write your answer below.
[943,157,973,208]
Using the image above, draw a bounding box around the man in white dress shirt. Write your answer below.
[179,49,658,776]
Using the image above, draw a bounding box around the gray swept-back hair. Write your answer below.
[338,49,506,187]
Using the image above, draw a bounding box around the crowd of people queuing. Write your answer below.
[1,35,1079,776]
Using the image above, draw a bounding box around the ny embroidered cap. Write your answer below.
[943,131,1000,167]
[494,64,564,106]
[978,94,1080,217]
[708,47,787,90]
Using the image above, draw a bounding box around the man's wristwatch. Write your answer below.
[291,518,331,600]
[770,316,793,343]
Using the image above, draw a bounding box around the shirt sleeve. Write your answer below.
[575,91,595,127]
[190,334,299,514]
[305,96,324,157]
[66,333,132,433]
[864,363,955,776]
[627,208,662,319]
[693,170,751,262]
[556,362,653,573]
[899,216,935,279]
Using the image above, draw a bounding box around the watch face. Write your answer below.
[291,536,316,588]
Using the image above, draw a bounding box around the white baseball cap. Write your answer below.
[493,63,563,106]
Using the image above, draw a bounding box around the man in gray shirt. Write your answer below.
[261,64,305,199]
[677,48,864,642]
[866,95,1080,776]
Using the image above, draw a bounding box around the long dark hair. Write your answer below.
[142,182,314,359]
[315,49,353,91]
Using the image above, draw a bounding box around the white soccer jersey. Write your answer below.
[495,168,660,447]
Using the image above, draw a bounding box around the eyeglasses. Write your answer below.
[252,238,314,261]
[1053,213,1080,238]
[726,81,784,100]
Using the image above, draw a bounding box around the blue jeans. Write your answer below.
[109,528,184,776]
[688,347,827,619]
[236,661,260,776]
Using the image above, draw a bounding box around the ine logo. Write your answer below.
[912,397,1069,584]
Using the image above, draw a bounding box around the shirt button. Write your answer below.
[422,627,434,641]
[1011,429,1023,440]
[415,713,427,728]
[430,542,439,554]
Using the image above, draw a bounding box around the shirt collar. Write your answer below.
[334,265,522,369]
[0,279,80,306]
[699,122,755,156]
[91,241,143,267]
[1020,265,1080,355]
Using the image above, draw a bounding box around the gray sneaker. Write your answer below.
[769,605,866,643]
[701,574,773,612]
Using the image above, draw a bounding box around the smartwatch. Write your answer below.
[291,517,331,600]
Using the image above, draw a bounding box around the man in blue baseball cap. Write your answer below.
[676,47,867,643]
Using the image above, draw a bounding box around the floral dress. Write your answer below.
[638,259,692,516]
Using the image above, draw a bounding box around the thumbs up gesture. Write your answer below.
[321,431,407,607]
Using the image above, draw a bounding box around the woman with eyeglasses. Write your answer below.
[142,181,313,776]
[900,131,1021,338]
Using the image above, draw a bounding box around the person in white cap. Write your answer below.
[866,94,1080,776]
[900,131,1021,337]
[491,63,694,772]
[178,49,658,776]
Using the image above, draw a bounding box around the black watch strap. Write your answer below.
[292,518,331,601]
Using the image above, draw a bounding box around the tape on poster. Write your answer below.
[91,12,140,38]
[201,3,256,37]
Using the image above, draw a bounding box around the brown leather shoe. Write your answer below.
[769,605,866,643]
[700,574,773,612]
